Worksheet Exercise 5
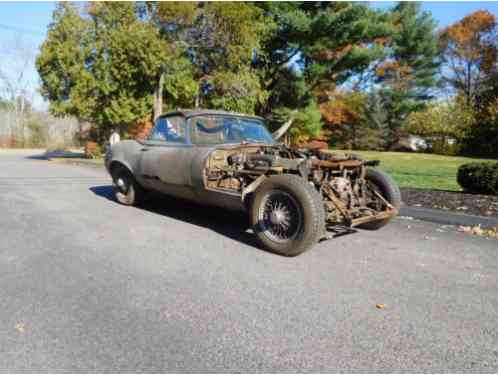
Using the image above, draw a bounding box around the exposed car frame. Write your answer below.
[105,109,400,256]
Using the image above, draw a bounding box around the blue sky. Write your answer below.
[0,1,498,109]
[371,1,498,27]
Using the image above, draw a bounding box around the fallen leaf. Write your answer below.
[376,304,386,309]
[15,323,25,333]
[458,225,498,239]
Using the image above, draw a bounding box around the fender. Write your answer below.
[105,140,142,176]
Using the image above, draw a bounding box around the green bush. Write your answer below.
[84,141,102,159]
[457,162,498,195]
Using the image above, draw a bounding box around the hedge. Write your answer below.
[457,162,498,195]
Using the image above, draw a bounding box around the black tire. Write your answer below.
[111,165,145,206]
[358,168,401,230]
[250,174,326,256]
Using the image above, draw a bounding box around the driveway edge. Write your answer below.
[400,206,498,229]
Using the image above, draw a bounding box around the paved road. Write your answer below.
[1,149,497,372]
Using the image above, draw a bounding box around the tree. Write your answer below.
[256,2,390,141]
[87,3,167,138]
[320,90,369,149]
[142,2,198,118]
[371,2,440,147]
[271,100,322,145]
[439,10,497,102]
[459,75,498,157]
[149,2,268,114]
[37,3,168,142]
[36,3,90,118]
[0,37,36,146]
[404,95,475,154]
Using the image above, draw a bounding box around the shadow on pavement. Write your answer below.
[89,185,262,251]
[25,153,50,160]
[26,150,86,160]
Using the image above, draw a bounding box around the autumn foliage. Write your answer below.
[33,2,498,157]
[127,118,154,140]
[439,10,497,100]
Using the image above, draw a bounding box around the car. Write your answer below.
[105,109,400,256]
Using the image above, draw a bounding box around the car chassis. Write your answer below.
[203,143,398,229]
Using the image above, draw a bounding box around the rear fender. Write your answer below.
[106,140,142,177]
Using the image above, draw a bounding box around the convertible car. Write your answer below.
[105,109,400,256]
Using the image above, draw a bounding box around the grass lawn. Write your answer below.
[48,147,496,192]
[331,150,497,191]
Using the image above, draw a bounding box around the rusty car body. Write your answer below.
[105,109,400,256]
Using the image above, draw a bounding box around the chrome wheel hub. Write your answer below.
[258,190,302,243]
[270,208,287,225]
[117,178,126,189]
[114,175,129,194]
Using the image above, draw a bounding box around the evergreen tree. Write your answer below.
[36,3,91,118]
[372,2,440,147]
[37,3,168,141]
[256,2,390,143]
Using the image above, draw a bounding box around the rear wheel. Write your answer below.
[358,168,401,230]
[111,165,144,206]
[250,174,325,256]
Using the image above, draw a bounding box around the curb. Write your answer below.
[400,206,498,229]
[51,158,104,168]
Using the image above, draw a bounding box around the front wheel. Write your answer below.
[358,168,401,230]
[250,174,325,256]
[111,165,145,206]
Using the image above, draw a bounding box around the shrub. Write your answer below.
[84,141,102,159]
[403,96,475,156]
[457,162,498,195]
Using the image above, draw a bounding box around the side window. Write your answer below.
[190,116,227,145]
[148,116,186,143]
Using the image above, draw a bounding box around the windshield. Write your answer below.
[189,115,274,145]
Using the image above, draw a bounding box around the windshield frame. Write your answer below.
[187,114,275,146]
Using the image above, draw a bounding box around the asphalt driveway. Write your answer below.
[0,149,497,372]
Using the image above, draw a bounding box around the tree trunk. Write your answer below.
[19,95,25,147]
[153,73,164,121]
[351,123,357,150]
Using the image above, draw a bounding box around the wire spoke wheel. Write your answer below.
[365,181,386,211]
[357,168,401,230]
[251,174,325,256]
[114,174,130,195]
[111,165,144,206]
[258,189,303,243]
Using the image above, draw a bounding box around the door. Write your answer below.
[138,116,196,200]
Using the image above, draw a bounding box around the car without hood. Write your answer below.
[105,109,400,256]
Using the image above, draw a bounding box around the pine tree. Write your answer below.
[372,2,440,147]
[256,2,390,143]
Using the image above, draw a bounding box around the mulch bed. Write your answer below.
[401,188,498,218]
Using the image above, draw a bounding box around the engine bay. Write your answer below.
[204,144,397,227]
